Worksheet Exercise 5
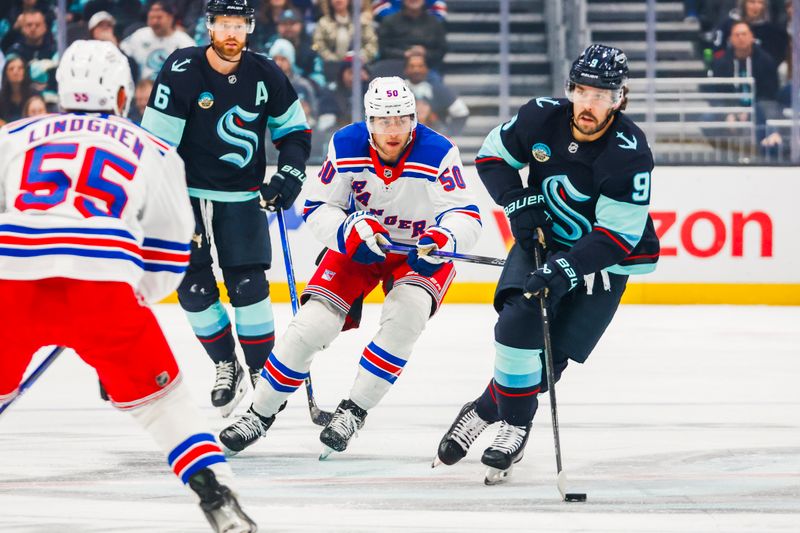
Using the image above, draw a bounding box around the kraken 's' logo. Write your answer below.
[542,174,592,243]
[217,106,260,168]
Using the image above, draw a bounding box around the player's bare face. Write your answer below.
[210,16,248,59]
[371,115,413,163]
[571,84,617,136]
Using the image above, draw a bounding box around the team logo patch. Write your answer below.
[322,269,336,281]
[383,168,393,179]
[568,142,578,154]
[531,142,551,162]
[197,92,214,109]
[155,371,170,387]
[228,75,237,84]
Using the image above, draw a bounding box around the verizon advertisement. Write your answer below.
[268,166,796,284]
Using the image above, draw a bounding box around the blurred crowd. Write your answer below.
[0,0,470,160]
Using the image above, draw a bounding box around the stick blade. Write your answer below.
[557,469,568,500]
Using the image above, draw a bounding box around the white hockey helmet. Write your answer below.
[56,40,134,117]
[364,76,417,136]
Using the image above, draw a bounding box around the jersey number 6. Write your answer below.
[15,142,137,219]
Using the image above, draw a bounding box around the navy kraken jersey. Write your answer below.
[142,47,311,199]
[476,97,659,276]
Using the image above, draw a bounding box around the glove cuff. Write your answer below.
[419,226,455,253]
[338,211,387,256]
[502,189,547,219]
[548,252,582,291]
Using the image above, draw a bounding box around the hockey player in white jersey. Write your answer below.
[219,76,482,457]
[0,41,255,533]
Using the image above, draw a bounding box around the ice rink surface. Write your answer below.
[1,303,798,532]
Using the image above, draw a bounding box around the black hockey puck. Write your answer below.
[565,493,587,502]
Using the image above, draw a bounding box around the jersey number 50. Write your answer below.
[15,142,137,219]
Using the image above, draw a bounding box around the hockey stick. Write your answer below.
[528,233,586,502]
[275,208,333,427]
[0,346,65,418]
[380,243,506,267]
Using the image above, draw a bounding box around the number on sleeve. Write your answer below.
[632,171,650,202]
[154,83,171,110]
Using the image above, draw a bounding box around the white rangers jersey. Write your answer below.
[302,122,482,253]
[0,113,193,303]
[120,27,196,80]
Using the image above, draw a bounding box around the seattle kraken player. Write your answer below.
[218,77,482,457]
[142,0,311,417]
[434,44,660,483]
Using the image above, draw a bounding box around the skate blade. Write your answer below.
[217,382,247,418]
[221,445,240,458]
[484,464,514,485]
[431,455,443,468]
[319,446,336,461]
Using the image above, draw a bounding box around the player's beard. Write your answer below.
[212,37,246,61]
[572,107,615,136]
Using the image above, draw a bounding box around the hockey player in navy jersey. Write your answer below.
[219,76,483,457]
[434,44,660,483]
[0,41,256,532]
[141,0,312,417]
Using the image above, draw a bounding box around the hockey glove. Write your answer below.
[502,188,553,252]
[523,252,581,303]
[260,164,306,210]
[407,227,453,277]
[339,211,390,264]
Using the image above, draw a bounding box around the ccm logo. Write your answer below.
[652,211,773,258]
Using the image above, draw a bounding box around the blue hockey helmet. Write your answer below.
[567,44,629,93]
[206,0,255,33]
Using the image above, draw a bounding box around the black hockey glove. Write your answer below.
[502,188,553,252]
[523,252,581,303]
[260,164,306,210]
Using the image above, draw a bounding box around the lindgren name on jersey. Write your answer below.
[27,117,145,159]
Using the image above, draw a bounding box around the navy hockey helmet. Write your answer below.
[567,44,629,98]
[206,0,255,33]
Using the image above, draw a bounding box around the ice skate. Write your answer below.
[188,468,257,533]
[248,368,261,389]
[432,400,492,467]
[319,399,367,459]
[211,359,246,418]
[219,407,277,456]
[481,421,531,485]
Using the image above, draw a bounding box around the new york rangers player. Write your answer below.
[219,77,482,457]
[0,41,256,532]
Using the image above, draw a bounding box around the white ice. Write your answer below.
[1,304,798,532]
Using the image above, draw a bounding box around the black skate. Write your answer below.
[218,402,286,456]
[433,400,492,467]
[188,468,257,533]
[482,421,532,485]
[211,359,246,418]
[319,399,368,459]
[248,368,261,389]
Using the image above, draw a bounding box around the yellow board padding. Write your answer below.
[160,282,800,305]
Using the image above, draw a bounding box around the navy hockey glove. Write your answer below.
[502,188,553,252]
[260,164,306,210]
[523,252,581,303]
[407,227,453,277]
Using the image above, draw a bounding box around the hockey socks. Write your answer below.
[184,301,236,364]
[234,298,276,374]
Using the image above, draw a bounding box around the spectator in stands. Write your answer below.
[709,20,780,141]
[712,0,789,64]
[378,0,447,73]
[269,8,326,88]
[4,8,57,63]
[128,78,155,124]
[372,0,446,23]
[331,53,371,127]
[21,93,46,117]
[88,11,141,83]
[403,51,469,136]
[776,0,793,107]
[0,1,55,54]
[251,0,294,51]
[120,0,195,80]
[0,55,37,125]
[313,0,378,67]
[270,38,319,126]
